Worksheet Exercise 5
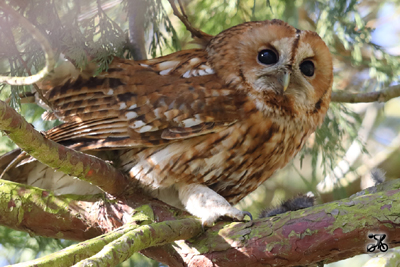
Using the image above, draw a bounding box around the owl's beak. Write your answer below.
[280,72,290,92]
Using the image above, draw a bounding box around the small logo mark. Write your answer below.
[367,234,388,253]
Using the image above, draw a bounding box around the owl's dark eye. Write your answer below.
[258,49,278,65]
[300,61,315,77]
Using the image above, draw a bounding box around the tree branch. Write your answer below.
[331,85,400,103]
[8,220,139,267]
[0,179,103,240]
[0,100,130,196]
[74,218,201,267]
[0,179,196,266]
[176,181,400,266]
[167,0,213,46]
[3,177,400,266]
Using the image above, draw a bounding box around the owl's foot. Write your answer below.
[177,183,252,227]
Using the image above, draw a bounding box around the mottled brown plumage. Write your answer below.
[1,19,333,225]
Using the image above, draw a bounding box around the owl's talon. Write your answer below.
[242,211,253,221]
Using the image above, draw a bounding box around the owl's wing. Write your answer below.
[43,53,251,150]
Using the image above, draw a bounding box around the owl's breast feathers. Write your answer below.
[118,112,314,204]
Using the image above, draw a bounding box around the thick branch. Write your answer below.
[177,183,400,266]
[74,218,201,266]
[10,222,139,267]
[0,179,194,266]
[3,178,400,266]
[0,179,103,240]
[0,100,130,196]
[331,84,400,103]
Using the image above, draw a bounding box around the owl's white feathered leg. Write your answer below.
[177,183,251,226]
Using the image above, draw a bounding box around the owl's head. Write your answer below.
[207,19,333,120]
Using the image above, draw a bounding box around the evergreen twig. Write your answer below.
[0,3,55,86]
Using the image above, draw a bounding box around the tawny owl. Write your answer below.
[0,19,333,226]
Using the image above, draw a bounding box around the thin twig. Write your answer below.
[2,13,54,110]
[331,85,400,103]
[0,3,55,86]
[177,0,188,19]
[167,0,213,45]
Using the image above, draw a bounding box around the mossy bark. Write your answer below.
[2,178,400,266]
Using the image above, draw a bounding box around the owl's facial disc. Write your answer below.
[207,19,333,113]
